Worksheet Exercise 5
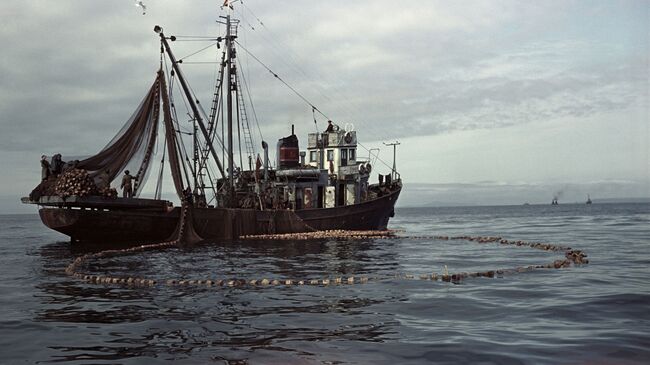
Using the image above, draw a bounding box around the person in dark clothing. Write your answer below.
[40,155,50,181]
[325,120,335,132]
[120,170,136,198]
[182,187,194,205]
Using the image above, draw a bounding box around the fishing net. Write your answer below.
[159,70,202,245]
[75,73,161,197]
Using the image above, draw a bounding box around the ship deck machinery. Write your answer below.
[26,126,401,243]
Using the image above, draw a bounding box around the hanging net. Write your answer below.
[76,73,162,197]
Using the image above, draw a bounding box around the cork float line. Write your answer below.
[64,232,589,288]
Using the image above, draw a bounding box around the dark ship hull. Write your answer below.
[35,185,400,244]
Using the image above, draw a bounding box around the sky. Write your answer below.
[0,0,648,212]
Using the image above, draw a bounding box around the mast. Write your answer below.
[225,15,235,206]
[192,119,196,193]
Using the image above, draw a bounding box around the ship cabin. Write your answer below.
[273,126,371,210]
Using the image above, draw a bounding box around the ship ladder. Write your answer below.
[207,52,226,132]
[235,73,256,168]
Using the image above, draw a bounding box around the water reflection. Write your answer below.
[10,205,650,363]
[33,237,403,363]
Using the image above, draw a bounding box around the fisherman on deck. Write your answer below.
[288,188,296,210]
[182,187,193,205]
[263,187,273,209]
[325,120,336,133]
[40,155,50,181]
[50,154,63,176]
[196,193,207,208]
[120,170,136,198]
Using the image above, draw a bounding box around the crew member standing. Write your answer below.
[40,155,50,181]
[288,188,296,210]
[325,120,335,132]
[50,154,63,176]
[120,170,136,198]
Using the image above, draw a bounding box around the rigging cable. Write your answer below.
[234,40,396,174]
[312,106,319,133]
[171,50,232,185]
[178,41,220,62]
[235,5,318,93]
[236,3,390,143]
[236,81,244,169]
[154,138,167,200]
[234,40,329,121]
[234,7,398,175]
[180,62,227,152]
[196,99,225,149]
[166,70,194,188]
[195,50,227,180]
[229,13,397,175]
[170,35,221,39]
[237,2,257,157]
[236,58,263,148]
[165,31,231,183]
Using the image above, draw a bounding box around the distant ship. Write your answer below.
[551,198,559,205]
[586,195,592,204]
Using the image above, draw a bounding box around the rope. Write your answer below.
[234,41,329,121]
[64,231,588,288]
[178,41,220,62]
[236,58,264,147]
[232,43,397,175]
[166,21,398,178]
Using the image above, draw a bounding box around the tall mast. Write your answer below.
[225,15,235,206]
[193,120,199,192]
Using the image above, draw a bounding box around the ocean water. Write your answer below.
[0,203,649,364]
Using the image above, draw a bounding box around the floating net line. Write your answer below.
[64,231,588,288]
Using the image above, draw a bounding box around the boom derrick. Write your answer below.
[156,26,227,191]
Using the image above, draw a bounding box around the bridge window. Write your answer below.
[310,151,317,162]
[327,149,334,161]
[349,148,355,160]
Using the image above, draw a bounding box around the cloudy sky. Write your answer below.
[1,0,648,212]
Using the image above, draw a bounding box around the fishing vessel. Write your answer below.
[22,11,402,244]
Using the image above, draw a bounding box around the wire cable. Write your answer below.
[234,40,329,121]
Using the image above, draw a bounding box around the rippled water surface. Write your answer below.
[1,203,649,364]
